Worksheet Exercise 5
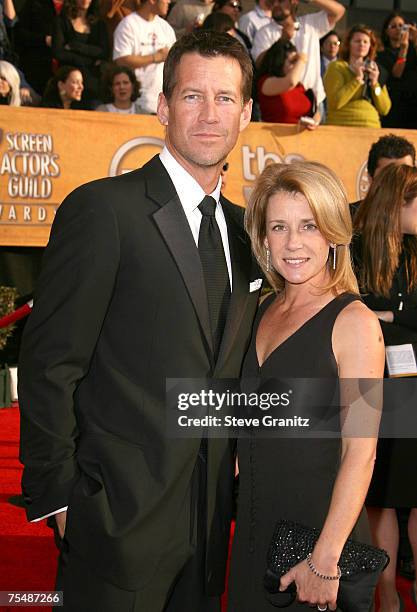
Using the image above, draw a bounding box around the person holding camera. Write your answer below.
[377,12,417,130]
[323,24,391,128]
[256,38,320,127]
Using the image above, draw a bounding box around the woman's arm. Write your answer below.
[371,84,392,117]
[67,21,110,60]
[3,0,17,23]
[312,303,384,575]
[324,61,364,111]
[260,52,307,96]
[52,15,92,67]
[391,29,409,79]
[365,63,391,116]
[280,302,384,607]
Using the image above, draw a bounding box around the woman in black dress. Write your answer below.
[228,161,385,611]
[353,163,417,612]
[52,0,109,103]
[377,12,417,130]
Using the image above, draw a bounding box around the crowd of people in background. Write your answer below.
[2,0,417,609]
[0,0,416,130]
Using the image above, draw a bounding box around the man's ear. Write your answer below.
[157,92,169,126]
[239,98,253,132]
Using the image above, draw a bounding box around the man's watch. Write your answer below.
[373,85,382,96]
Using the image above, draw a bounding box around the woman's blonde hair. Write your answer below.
[245,161,358,295]
[0,61,21,106]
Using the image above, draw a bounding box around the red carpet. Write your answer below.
[0,406,58,612]
[0,406,415,611]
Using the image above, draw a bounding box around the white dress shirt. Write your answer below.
[238,4,272,45]
[159,146,233,289]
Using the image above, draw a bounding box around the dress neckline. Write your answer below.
[256,292,348,369]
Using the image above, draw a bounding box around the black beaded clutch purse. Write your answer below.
[264,520,389,611]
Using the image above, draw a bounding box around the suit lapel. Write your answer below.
[144,157,214,356]
[214,200,252,374]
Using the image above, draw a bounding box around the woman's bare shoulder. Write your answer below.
[335,299,380,334]
[333,299,384,377]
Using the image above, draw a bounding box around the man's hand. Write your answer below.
[155,47,170,63]
[55,510,67,538]
[281,15,296,41]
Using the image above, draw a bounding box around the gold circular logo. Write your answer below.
[109,137,165,177]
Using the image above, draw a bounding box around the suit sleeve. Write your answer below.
[19,183,120,521]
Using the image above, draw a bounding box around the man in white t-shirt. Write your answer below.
[251,0,344,108]
[168,0,213,38]
[113,0,176,114]
[238,0,273,46]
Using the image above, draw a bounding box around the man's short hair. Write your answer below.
[162,30,253,104]
[367,134,416,178]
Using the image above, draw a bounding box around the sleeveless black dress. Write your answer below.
[228,292,371,612]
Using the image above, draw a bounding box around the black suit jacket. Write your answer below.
[19,155,261,595]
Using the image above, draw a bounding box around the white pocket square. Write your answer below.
[249,279,262,292]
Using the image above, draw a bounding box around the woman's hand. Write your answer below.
[55,510,67,538]
[296,51,308,64]
[399,27,410,53]
[375,310,394,323]
[20,87,32,104]
[366,61,380,87]
[349,58,365,83]
[408,24,417,46]
[280,558,339,610]
[306,111,321,131]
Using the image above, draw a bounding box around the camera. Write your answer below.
[363,58,372,71]
[402,24,410,32]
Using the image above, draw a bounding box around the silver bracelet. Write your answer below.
[306,553,342,580]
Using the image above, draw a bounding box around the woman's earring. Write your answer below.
[266,247,271,272]
[330,244,337,270]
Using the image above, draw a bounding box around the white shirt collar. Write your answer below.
[159,146,222,213]
[255,4,270,19]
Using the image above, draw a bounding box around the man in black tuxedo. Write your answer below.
[19,31,262,611]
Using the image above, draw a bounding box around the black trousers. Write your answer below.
[54,456,220,612]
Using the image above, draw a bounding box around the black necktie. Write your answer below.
[198,195,231,360]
